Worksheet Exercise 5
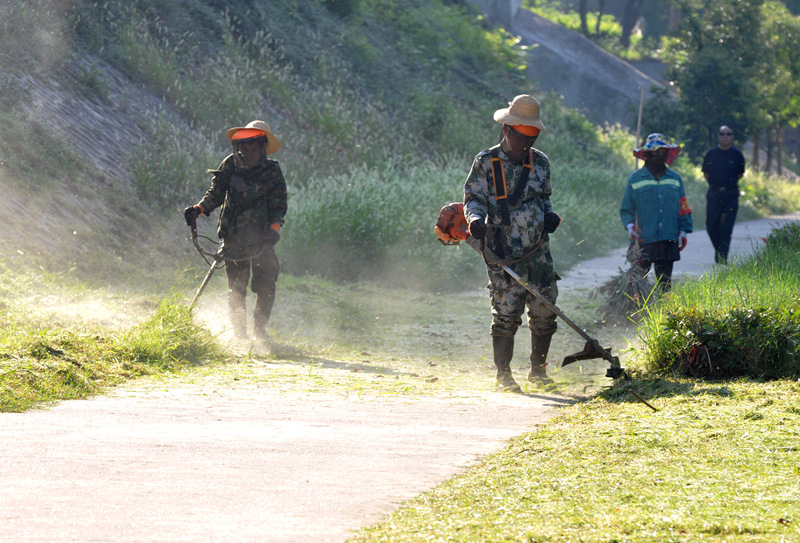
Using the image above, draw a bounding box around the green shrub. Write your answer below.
[633,223,800,379]
[657,304,800,379]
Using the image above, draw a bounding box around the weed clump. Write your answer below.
[655,303,800,379]
[632,223,800,379]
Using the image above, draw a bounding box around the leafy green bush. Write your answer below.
[633,223,800,379]
[658,304,800,379]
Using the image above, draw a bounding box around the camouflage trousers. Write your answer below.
[486,250,558,338]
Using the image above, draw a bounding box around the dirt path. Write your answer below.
[1,214,798,543]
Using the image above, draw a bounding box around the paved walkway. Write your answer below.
[2,214,797,543]
[561,212,800,290]
[0,382,569,542]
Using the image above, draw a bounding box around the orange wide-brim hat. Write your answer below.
[226,120,281,155]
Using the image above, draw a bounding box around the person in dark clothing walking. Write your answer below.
[702,125,745,264]
[184,120,288,343]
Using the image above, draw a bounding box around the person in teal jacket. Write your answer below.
[620,133,693,291]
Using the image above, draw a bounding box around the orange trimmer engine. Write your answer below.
[434,202,469,245]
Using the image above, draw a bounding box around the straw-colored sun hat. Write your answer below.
[493,94,546,134]
[633,133,681,165]
[226,120,281,155]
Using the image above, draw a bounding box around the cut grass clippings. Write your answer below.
[0,297,226,412]
[350,378,800,542]
[0,262,627,411]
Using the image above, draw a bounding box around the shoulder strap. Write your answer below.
[489,149,532,225]
[489,149,511,225]
[508,153,532,208]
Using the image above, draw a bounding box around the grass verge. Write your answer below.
[349,378,800,542]
[628,223,800,379]
[0,288,227,412]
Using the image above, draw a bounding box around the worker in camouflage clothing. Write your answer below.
[184,120,288,343]
[463,94,561,392]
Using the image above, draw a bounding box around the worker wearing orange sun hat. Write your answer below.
[463,94,562,393]
[184,120,287,344]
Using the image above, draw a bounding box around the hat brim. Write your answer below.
[633,145,681,165]
[226,126,282,155]
[493,109,546,133]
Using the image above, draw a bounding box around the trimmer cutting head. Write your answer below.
[563,339,626,379]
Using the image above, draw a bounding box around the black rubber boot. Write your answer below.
[228,290,248,340]
[493,335,521,393]
[529,331,555,385]
[253,288,275,343]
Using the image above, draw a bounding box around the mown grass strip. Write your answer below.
[0,298,226,412]
[350,379,800,542]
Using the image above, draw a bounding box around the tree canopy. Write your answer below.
[654,0,800,167]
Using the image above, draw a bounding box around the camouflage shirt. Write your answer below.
[198,154,288,246]
[463,144,554,261]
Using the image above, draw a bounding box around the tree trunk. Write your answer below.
[595,0,605,35]
[621,0,644,49]
[752,134,760,172]
[669,5,681,33]
[777,125,784,177]
[765,128,774,174]
[579,0,589,35]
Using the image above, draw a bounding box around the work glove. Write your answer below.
[468,218,486,240]
[183,205,203,226]
[679,231,688,251]
[265,224,281,245]
[543,211,561,234]
[626,223,642,241]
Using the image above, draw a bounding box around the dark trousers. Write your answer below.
[706,189,739,263]
[224,242,280,298]
[638,240,680,291]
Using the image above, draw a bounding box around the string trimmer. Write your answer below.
[184,213,274,310]
[435,202,626,379]
[185,214,225,310]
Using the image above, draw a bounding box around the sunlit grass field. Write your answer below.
[350,377,800,542]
